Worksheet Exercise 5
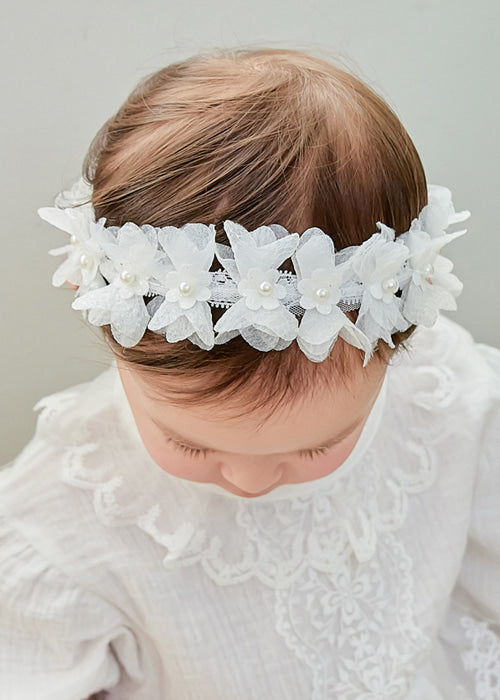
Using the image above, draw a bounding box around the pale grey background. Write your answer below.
[1,0,499,465]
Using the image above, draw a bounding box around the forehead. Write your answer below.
[118,358,386,456]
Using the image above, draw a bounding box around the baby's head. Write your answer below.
[72,48,428,495]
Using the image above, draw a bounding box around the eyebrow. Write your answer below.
[149,414,365,454]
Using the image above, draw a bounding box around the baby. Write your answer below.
[1,47,499,700]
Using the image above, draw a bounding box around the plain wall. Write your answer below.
[1,0,499,465]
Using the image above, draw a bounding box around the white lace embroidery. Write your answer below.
[275,533,431,699]
[33,389,83,435]
[460,615,500,699]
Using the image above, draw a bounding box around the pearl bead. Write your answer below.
[315,287,330,300]
[259,281,273,295]
[79,253,92,269]
[381,277,398,294]
[120,270,136,284]
[423,263,434,277]
[70,235,79,245]
[178,281,192,295]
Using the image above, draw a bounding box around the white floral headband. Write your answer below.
[38,178,470,366]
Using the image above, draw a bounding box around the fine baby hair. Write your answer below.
[38,47,469,415]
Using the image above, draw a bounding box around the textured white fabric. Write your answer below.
[1,314,499,699]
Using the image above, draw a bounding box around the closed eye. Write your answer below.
[167,439,209,458]
[166,438,330,460]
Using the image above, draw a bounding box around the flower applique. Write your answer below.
[291,227,371,362]
[213,220,300,351]
[147,223,217,350]
[53,176,93,209]
[401,225,466,326]
[419,184,471,236]
[350,223,411,351]
[72,222,164,347]
[38,204,106,296]
[400,186,470,327]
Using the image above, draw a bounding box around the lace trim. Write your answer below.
[57,433,436,583]
[460,615,500,699]
[33,388,84,436]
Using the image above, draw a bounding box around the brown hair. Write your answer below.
[82,46,427,418]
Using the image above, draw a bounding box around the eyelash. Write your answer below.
[165,438,329,460]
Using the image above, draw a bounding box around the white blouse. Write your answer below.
[1,314,499,700]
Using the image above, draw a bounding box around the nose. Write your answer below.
[220,459,283,495]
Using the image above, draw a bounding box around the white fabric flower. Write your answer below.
[401,224,466,326]
[399,185,470,326]
[147,223,216,350]
[238,267,286,310]
[96,222,163,298]
[351,223,411,349]
[72,222,164,347]
[297,267,341,314]
[163,264,211,309]
[38,205,106,294]
[213,221,300,351]
[292,228,372,363]
[54,176,93,209]
[417,184,471,238]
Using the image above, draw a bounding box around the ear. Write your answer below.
[65,281,79,290]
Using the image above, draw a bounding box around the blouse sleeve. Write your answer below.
[0,508,127,700]
[437,343,500,700]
